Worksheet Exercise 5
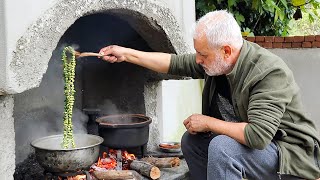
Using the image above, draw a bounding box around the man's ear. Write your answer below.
[222,45,232,59]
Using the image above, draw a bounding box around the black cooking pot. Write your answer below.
[95,114,152,148]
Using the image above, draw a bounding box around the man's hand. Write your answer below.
[183,114,210,134]
[183,114,248,145]
[99,45,128,63]
[99,45,171,73]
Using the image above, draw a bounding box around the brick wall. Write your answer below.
[244,35,320,48]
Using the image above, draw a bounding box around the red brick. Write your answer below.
[283,42,292,48]
[258,42,273,48]
[246,37,255,42]
[315,35,320,41]
[273,42,283,48]
[312,41,320,47]
[305,35,315,42]
[293,36,305,42]
[302,42,312,48]
[292,42,302,48]
[274,37,284,42]
[265,36,275,42]
[284,36,294,42]
[255,36,265,42]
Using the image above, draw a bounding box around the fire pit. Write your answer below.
[31,134,103,173]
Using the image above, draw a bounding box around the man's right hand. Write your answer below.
[99,45,128,63]
[98,45,171,73]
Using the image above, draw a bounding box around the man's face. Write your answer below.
[194,36,232,76]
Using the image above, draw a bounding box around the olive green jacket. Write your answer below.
[168,40,320,179]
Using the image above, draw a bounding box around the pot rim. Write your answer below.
[96,114,152,128]
[30,134,104,151]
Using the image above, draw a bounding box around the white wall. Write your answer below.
[160,79,203,142]
[0,96,15,180]
[162,0,196,49]
[4,0,58,55]
[0,0,58,93]
[0,0,6,95]
[0,0,196,93]
[3,0,195,55]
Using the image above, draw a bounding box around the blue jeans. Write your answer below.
[181,132,302,180]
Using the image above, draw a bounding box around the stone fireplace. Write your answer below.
[0,0,196,179]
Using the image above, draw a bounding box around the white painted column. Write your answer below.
[161,0,196,50]
[161,79,203,142]
[0,95,15,180]
[0,0,7,95]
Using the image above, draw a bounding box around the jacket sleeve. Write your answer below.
[168,54,205,78]
[244,65,298,149]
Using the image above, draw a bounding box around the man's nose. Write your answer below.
[196,57,203,64]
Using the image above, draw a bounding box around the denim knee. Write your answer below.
[181,131,191,153]
[208,135,235,158]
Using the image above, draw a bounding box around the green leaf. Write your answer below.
[275,9,279,23]
[279,9,285,21]
[195,0,319,36]
[217,0,224,4]
[309,13,315,23]
[262,0,275,13]
[235,12,245,23]
[228,0,236,7]
[241,27,255,37]
[292,0,306,7]
[279,0,288,9]
[252,0,260,10]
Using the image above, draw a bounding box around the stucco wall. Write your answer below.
[0,96,15,180]
[162,0,195,49]
[271,48,320,130]
[0,0,194,179]
[0,0,58,94]
[0,0,194,94]
[0,0,7,95]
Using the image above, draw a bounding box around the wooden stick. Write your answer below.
[93,170,135,180]
[130,160,161,179]
[140,157,180,168]
[74,51,109,58]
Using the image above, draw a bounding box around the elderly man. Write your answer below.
[99,10,320,180]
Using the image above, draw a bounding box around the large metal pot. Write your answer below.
[31,134,103,173]
[96,114,152,148]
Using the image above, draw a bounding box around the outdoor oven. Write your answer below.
[0,0,195,179]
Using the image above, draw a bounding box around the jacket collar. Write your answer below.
[226,40,250,87]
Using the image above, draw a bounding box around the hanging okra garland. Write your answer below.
[61,46,76,149]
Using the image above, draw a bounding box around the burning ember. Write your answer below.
[65,175,86,180]
[55,171,90,180]
[91,149,136,171]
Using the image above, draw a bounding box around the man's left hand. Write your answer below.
[183,114,211,134]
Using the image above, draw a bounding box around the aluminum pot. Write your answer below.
[96,114,152,148]
[31,134,103,173]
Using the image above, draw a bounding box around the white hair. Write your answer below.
[193,10,243,49]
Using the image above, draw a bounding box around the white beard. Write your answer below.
[203,53,233,76]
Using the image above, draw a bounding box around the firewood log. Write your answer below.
[93,170,135,180]
[140,157,180,168]
[130,160,161,179]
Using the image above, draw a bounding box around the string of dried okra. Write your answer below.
[61,46,76,149]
